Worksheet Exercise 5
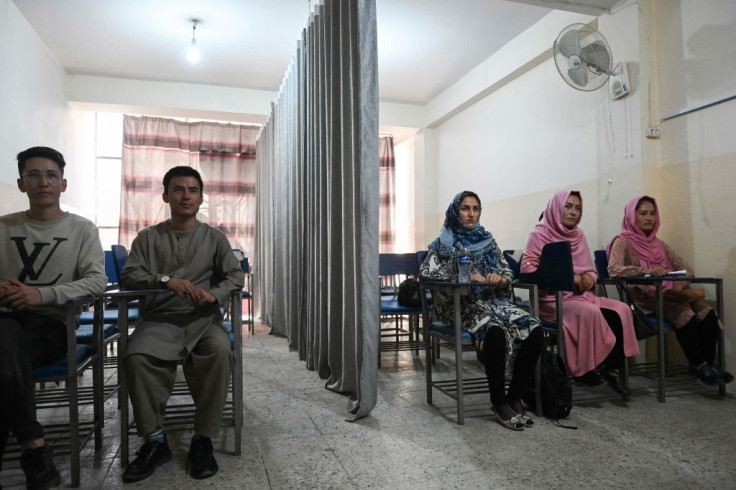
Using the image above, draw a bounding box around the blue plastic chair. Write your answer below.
[517,241,574,362]
[25,297,104,487]
[379,253,424,363]
[594,249,674,336]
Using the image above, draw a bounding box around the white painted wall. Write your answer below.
[422,5,643,254]
[0,0,70,214]
[643,0,736,366]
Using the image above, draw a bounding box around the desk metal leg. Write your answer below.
[119,302,130,467]
[657,284,666,402]
[454,289,464,425]
[425,316,433,405]
[717,280,726,397]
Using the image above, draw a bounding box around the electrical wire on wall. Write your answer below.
[604,91,616,194]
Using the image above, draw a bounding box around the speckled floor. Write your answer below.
[2,322,735,489]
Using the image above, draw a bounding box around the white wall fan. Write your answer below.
[553,23,614,92]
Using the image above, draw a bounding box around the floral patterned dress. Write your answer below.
[419,240,539,379]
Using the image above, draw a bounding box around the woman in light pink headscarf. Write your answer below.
[607,195,732,385]
[522,190,639,396]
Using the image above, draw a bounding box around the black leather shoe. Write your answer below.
[122,435,172,482]
[575,369,604,387]
[20,445,61,490]
[602,368,631,399]
[690,363,723,386]
[188,435,218,479]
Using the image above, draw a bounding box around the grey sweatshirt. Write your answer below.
[0,211,107,323]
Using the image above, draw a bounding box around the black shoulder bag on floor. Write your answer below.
[523,348,577,429]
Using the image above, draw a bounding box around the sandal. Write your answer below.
[491,405,524,431]
[509,400,534,428]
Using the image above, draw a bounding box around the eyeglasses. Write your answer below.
[21,171,62,183]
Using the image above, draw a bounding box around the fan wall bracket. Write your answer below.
[608,62,631,100]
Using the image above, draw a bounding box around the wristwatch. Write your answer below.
[160,275,171,287]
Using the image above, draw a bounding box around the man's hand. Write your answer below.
[165,278,216,307]
[166,278,197,305]
[0,280,42,310]
[192,288,216,306]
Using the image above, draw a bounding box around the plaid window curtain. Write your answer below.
[119,115,259,254]
[378,135,395,252]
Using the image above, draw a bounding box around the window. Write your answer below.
[95,113,123,250]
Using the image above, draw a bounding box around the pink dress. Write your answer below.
[522,190,640,376]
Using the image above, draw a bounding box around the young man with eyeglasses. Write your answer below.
[0,146,107,489]
[120,166,243,482]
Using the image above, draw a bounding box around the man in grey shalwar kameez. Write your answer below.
[120,166,244,482]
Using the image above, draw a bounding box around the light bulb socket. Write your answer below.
[187,19,200,63]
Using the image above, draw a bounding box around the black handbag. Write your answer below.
[397,276,422,307]
[630,303,659,340]
[614,278,658,340]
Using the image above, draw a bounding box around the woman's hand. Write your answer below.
[574,273,595,293]
[669,282,685,294]
[470,273,486,283]
[646,267,669,276]
[470,273,508,287]
[485,273,508,287]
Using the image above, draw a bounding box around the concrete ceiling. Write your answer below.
[12,0,623,106]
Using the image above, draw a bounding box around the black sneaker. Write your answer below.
[122,435,172,482]
[575,369,604,387]
[20,445,61,490]
[689,363,723,386]
[187,435,218,479]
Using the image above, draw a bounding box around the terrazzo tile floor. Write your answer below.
[2,321,735,489]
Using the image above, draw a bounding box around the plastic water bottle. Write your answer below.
[458,247,472,283]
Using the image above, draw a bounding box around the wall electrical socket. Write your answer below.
[646,128,660,139]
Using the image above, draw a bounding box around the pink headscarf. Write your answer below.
[606,195,673,270]
[524,190,597,278]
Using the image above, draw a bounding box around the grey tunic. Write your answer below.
[121,220,244,361]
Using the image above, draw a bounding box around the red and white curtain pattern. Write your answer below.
[119,115,260,255]
[378,135,395,252]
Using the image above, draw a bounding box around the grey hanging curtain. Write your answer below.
[255,0,378,420]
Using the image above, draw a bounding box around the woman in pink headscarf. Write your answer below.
[522,190,639,396]
[607,195,732,385]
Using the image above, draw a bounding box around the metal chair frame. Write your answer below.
[418,279,543,425]
[103,288,243,468]
[2,296,105,487]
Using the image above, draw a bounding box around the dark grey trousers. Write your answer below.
[124,323,233,438]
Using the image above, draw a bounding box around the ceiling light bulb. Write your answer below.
[187,20,200,63]
[187,41,200,63]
